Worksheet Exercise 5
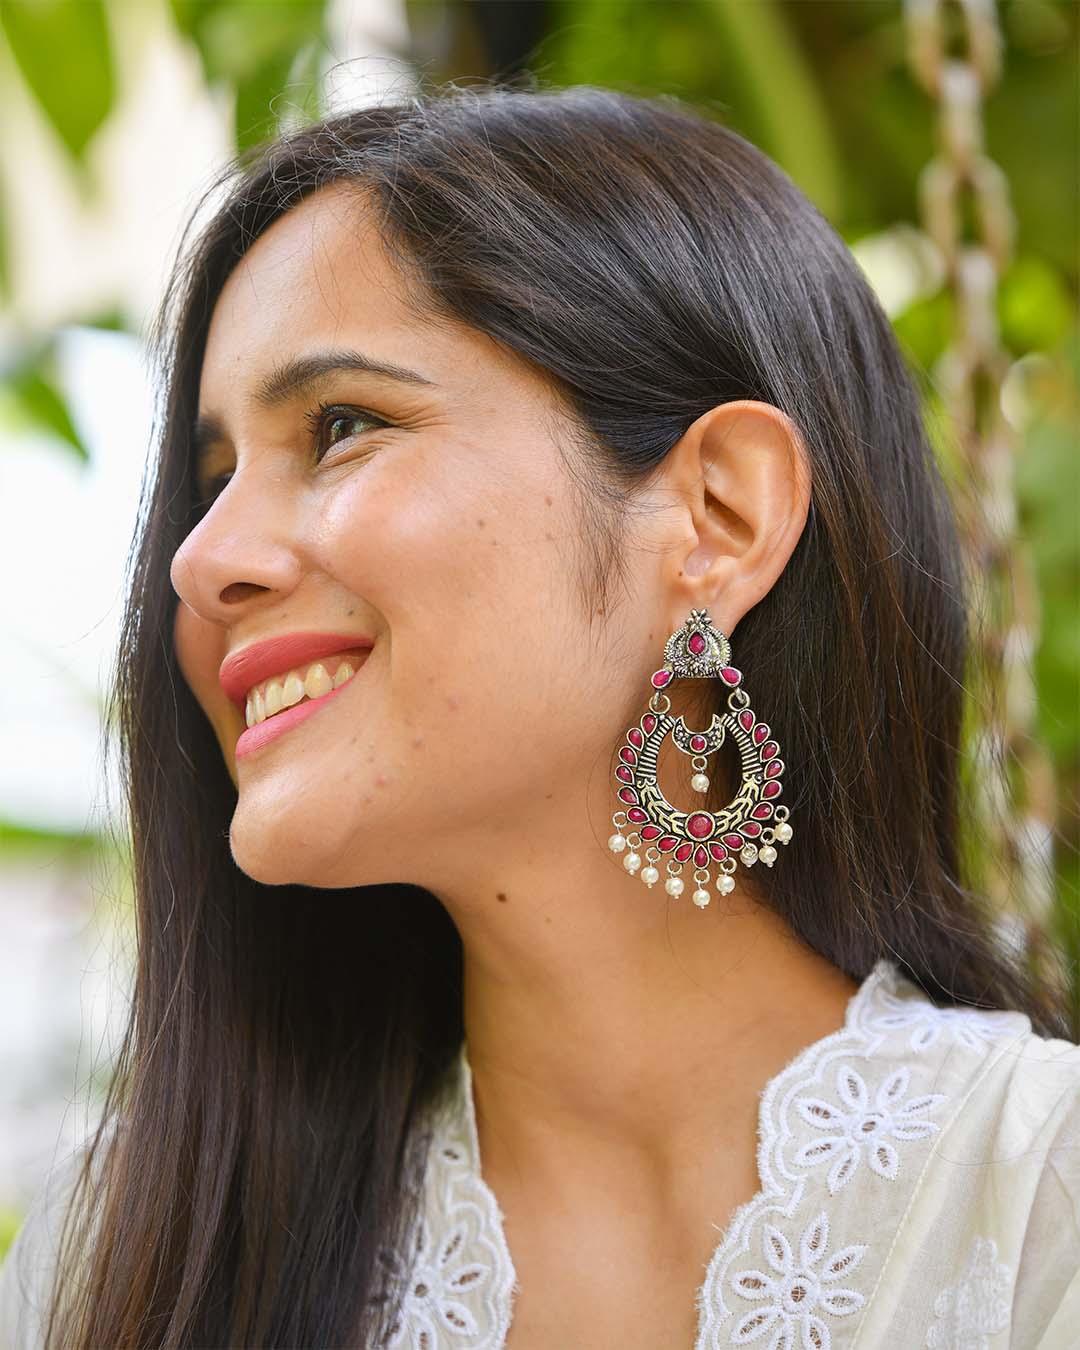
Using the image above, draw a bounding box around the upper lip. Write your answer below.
[219,631,375,711]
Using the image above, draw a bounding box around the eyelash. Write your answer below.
[195,401,389,509]
[302,400,389,459]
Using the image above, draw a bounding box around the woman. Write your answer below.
[1,81,1076,1349]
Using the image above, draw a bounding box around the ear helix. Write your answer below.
[608,608,793,908]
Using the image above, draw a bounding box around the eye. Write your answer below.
[190,402,390,519]
[303,401,389,463]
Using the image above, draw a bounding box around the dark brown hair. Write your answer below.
[42,78,1070,1348]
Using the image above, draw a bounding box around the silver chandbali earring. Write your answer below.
[608,607,793,908]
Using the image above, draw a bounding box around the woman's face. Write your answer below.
[170,185,664,891]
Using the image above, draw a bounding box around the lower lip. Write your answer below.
[234,653,372,759]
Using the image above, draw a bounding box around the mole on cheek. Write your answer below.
[495,892,508,903]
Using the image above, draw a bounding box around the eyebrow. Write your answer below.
[192,348,437,462]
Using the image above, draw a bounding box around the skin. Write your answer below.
[170,183,861,1345]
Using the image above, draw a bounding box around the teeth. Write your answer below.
[265,681,283,717]
[304,663,332,699]
[243,653,366,728]
[281,672,305,708]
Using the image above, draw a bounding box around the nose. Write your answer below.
[169,470,304,625]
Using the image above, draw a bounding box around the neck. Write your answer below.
[453,873,861,1206]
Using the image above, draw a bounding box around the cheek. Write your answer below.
[315,455,593,752]
[173,603,230,725]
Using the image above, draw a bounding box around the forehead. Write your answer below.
[200,185,430,397]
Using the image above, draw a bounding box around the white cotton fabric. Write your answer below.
[3,958,1078,1349]
[377,958,1080,1349]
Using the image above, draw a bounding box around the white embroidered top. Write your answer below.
[2,958,1078,1349]
[374,957,1080,1349]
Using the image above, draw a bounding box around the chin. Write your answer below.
[227,810,371,890]
[227,813,315,887]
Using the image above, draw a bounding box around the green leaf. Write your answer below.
[0,0,115,163]
[0,171,10,305]
[0,817,102,852]
[706,0,844,220]
[169,0,325,147]
[999,256,1075,354]
[0,340,89,463]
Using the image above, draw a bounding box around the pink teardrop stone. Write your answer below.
[652,669,673,689]
[643,714,657,733]
[688,631,706,655]
[694,846,709,868]
[753,724,770,745]
[720,667,741,685]
[675,842,694,863]
[709,843,728,861]
[658,835,679,852]
[628,728,644,748]
[765,760,783,778]
[741,821,761,838]
[619,747,637,765]
[761,742,778,760]
[739,710,755,732]
[686,813,713,839]
[690,735,707,751]
[640,825,663,840]
[722,833,744,849]
[627,807,647,823]
[615,766,633,783]
[618,788,639,805]
[762,781,781,799]
[751,803,772,819]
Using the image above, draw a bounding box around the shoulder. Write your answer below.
[817,964,1079,1346]
[891,1005,1080,1348]
[0,1127,115,1350]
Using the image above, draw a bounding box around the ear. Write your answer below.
[659,400,812,640]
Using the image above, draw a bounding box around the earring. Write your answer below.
[608,607,792,908]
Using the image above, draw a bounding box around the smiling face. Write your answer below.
[169,183,650,891]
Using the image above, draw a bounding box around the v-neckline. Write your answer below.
[452,956,898,1349]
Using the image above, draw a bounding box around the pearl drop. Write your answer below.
[760,845,778,866]
[623,851,641,873]
[691,773,710,792]
[641,866,659,887]
[718,874,736,895]
[740,844,758,866]
[692,889,710,908]
[664,876,684,897]
[608,833,627,853]
[775,822,793,843]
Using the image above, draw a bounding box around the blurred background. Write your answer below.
[0,0,1076,1256]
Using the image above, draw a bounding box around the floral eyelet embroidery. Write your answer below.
[865,992,1020,1053]
[376,1128,517,1350]
[730,1209,867,1349]
[925,1234,1013,1348]
[376,1209,490,1346]
[792,1063,948,1193]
